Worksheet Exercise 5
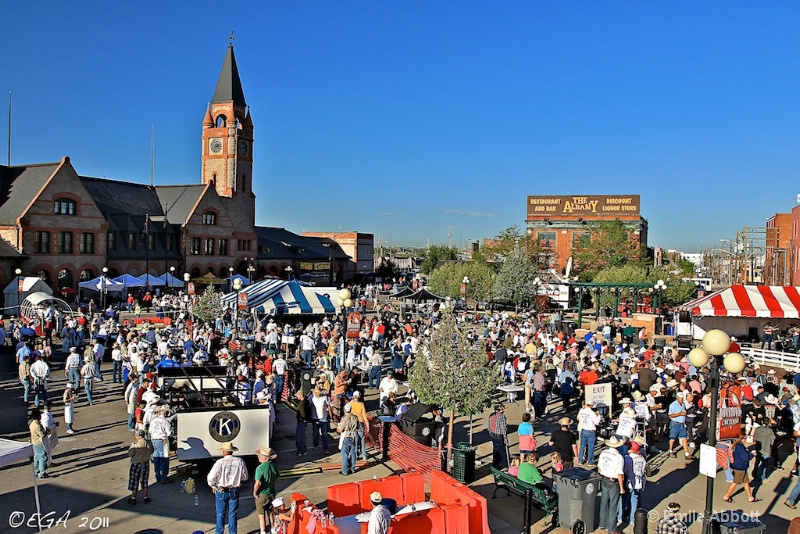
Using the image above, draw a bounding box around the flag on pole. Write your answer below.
[140,214,149,244]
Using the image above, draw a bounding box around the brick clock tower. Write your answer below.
[201,44,256,232]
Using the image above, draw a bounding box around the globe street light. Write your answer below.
[102,267,109,310]
[233,277,243,339]
[687,329,746,534]
[15,268,22,315]
[337,288,352,371]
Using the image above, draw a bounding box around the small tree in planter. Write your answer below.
[410,311,501,469]
[194,286,224,325]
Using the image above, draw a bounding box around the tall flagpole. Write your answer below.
[7,91,11,167]
[150,125,155,187]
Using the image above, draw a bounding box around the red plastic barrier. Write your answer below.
[388,507,446,534]
[430,471,490,534]
[327,482,363,517]
[442,503,470,534]
[287,493,308,534]
[400,472,426,504]
[358,476,404,509]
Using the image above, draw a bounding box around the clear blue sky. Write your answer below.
[4,2,800,252]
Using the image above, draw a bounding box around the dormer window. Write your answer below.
[54,198,76,215]
[202,212,217,225]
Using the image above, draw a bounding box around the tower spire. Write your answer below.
[212,39,246,106]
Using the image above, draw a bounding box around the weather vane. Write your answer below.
[229,29,235,45]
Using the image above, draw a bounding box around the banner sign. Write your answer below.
[585,383,613,407]
[300,262,314,271]
[527,195,640,217]
[187,282,195,295]
[238,292,248,311]
[314,262,331,271]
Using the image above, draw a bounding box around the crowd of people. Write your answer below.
[12,286,800,533]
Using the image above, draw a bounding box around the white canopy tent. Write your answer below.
[3,276,52,316]
[0,438,42,532]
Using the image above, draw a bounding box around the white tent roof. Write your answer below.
[3,276,52,295]
[0,438,32,467]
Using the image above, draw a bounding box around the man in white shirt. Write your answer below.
[309,388,330,453]
[577,402,601,466]
[273,355,287,403]
[207,442,248,534]
[64,347,81,388]
[379,372,398,405]
[30,354,50,406]
[367,344,383,388]
[149,405,172,484]
[597,436,626,534]
[111,343,123,383]
[367,491,391,534]
[300,331,315,366]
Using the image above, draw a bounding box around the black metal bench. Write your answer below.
[490,466,558,533]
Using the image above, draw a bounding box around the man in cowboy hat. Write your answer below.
[367,491,391,534]
[207,442,248,534]
[597,436,626,534]
[253,446,279,534]
[548,417,578,469]
[577,401,601,466]
[668,391,692,460]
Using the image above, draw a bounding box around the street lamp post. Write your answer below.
[533,276,541,312]
[461,276,470,310]
[15,268,22,315]
[285,265,293,281]
[169,266,175,293]
[247,263,255,284]
[653,278,667,322]
[336,288,352,371]
[228,267,234,292]
[687,329,747,534]
[183,272,191,319]
[102,267,109,311]
[233,277,243,340]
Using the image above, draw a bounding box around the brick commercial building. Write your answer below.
[0,44,351,298]
[525,195,648,274]
[301,232,375,282]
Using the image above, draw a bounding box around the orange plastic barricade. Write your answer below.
[429,471,490,534]
[388,507,446,534]
[358,476,404,509]
[400,472,426,504]
[442,503,470,534]
[287,493,308,534]
[327,482,363,517]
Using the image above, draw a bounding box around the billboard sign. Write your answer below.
[527,195,640,217]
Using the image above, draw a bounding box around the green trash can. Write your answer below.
[451,442,477,483]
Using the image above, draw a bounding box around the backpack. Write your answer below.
[631,454,647,490]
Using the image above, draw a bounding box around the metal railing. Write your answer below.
[740,346,800,371]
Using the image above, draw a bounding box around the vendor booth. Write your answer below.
[221,279,337,315]
[4,276,52,315]
[676,284,800,342]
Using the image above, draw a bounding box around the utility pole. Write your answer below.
[448,226,452,249]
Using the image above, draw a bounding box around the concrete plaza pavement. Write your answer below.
[0,350,797,534]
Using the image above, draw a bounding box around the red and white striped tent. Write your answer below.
[677,285,800,318]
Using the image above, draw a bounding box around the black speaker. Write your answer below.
[678,311,691,323]
[244,340,255,352]
[300,367,313,394]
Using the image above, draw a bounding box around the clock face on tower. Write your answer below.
[238,140,248,156]
[209,138,223,154]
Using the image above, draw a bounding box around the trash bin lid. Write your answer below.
[720,519,764,530]
[378,416,396,423]
[555,467,601,482]
[401,402,431,423]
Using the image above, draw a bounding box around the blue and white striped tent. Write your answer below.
[221,280,337,315]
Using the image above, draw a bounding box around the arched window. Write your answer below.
[57,269,73,289]
[190,268,201,278]
[202,212,216,225]
[37,270,49,282]
[54,198,76,215]
[216,115,227,128]
[79,269,93,281]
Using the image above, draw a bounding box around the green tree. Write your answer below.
[493,246,539,311]
[428,261,495,303]
[410,311,501,462]
[195,286,224,324]
[420,244,459,275]
[376,258,399,280]
[474,225,545,268]
[573,219,644,279]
